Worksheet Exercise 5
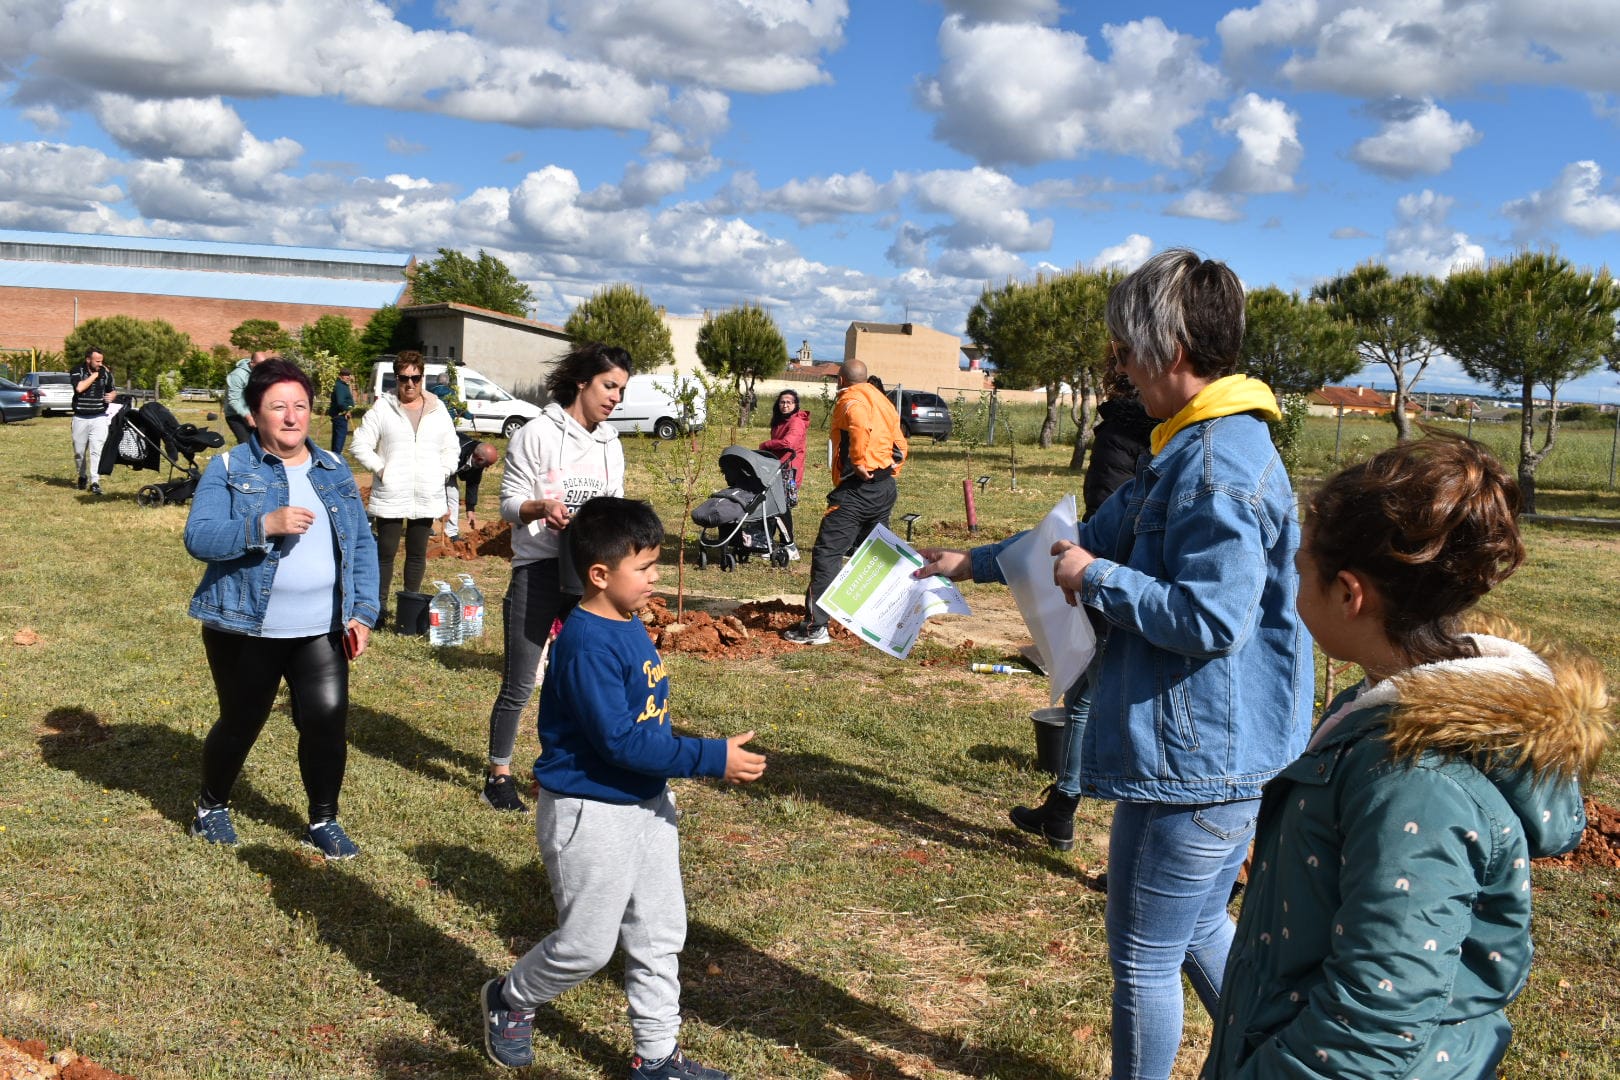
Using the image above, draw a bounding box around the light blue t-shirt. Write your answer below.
[260,458,339,638]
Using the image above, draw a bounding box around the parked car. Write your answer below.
[605,374,706,439]
[373,361,543,439]
[18,371,73,415]
[0,378,41,423]
[892,389,952,441]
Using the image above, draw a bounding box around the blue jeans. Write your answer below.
[1106,798,1257,1080]
[330,415,349,454]
[1054,675,1090,799]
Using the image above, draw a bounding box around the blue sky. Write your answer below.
[2,0,1618,402]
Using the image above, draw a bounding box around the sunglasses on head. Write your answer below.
[397,374,424,384]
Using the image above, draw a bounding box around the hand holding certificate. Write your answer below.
[995,496,1097,705]
[814,524,971,659]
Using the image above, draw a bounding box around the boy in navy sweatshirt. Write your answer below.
[481,497,767,1077]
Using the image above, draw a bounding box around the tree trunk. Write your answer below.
[1068,369,1095,471]
[738,379,757,428]
[1517,380,1538,515]
[1390,370,1414,441]
[1039,385,1061,448]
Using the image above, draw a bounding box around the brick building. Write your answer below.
[0,228,412,354]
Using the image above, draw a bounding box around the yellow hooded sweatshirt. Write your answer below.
[1148,374,1282,457]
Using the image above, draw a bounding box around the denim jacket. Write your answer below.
[972,412,1313,802]
[185,437,380,634]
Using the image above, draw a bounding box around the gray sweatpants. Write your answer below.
[505,787,687,1061]
[72,413,111,482]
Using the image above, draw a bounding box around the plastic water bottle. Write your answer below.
[428,580,463,646]
[456,573,485,639]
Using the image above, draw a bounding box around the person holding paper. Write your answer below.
[916,248,1313,1080]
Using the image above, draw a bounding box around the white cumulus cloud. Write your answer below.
[1166,190,1244,222]
[93,94,245,159]
[1213,93,1302,194]
[1349,99,1480,178]
[1383,189,1485,277]
[1504,160,1620,239]
[1090,233,1153,271]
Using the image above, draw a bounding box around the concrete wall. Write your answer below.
[0,284,372,354]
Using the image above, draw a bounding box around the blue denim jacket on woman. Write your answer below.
[972,411,1313,803]
[185,437,381,634]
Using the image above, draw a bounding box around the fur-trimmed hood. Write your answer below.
[1319,613,1611,856]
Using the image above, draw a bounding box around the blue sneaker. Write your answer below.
[481,977,535,1068]
[189,806,239,846]
[630,1047,731,1080]
[302,819,359,860]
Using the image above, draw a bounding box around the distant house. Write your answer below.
[1308,385,1424,418]
[400,302,571,399]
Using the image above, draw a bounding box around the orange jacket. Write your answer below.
[830,382,908,483]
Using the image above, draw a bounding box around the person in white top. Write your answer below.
[480,342,630,812]
[351,351,460,625]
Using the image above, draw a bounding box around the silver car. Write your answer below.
[0,378,42,423]
[19,371,74,415]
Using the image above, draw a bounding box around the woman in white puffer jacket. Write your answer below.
[351,351,459,623]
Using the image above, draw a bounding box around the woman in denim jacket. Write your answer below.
[183,359,380,860]
[919,250,1314,1079]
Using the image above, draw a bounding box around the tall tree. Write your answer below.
[1430,250,1620,513]
[564,283,675,373]
[229,318,292,354]
[1312,263,1439,440]
[1240,287,1361,395]
[696,303,788,426]
[409,248,534,317]
[64,314,193,389]
[358,304,412,375]
[299,313,360,368]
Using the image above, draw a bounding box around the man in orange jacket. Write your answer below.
[784,358,908,645]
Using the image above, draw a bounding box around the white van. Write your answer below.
[373,361,543,439]
[605,374,707,440]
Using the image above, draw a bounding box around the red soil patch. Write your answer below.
[424,518,513,560]
[0,1035,133,1079]
[641,596,855,658]
[1535,797,1620,870]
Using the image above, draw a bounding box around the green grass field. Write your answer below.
[0,404,1615,1079]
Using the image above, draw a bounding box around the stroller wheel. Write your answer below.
[137,484,165,507]
[721,552,736,572]
[770,547,790,568]
[697,549,709,570]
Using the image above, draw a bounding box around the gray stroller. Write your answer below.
[690,445,794,570]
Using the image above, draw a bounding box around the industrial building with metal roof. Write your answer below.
[0,228,413,354]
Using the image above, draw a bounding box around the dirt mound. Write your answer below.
[642,596,854,658]
[425,519,513,560]
[1535,797,1620,870]
[0,1035,133,1079]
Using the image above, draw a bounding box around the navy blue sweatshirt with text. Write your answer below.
[534,607,727,803]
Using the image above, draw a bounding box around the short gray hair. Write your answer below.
[1105,249,1245,380]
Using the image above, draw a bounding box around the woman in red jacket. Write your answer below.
[759,390,809,558]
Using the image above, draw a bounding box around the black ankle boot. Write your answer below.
[1009,785,1080,851]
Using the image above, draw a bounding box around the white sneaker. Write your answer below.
[783,621,830,645]
[785,543,801,562]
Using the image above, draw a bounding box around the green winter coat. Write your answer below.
[1203,617,1609,1080]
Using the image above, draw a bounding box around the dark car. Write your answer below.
[0,378,41,423]
[893,389,952,441]
[19,371,73,415]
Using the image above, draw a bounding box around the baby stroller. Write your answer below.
[691,445,794,571]
[99,400,226,507]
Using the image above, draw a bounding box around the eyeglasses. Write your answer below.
[396,374,424,384]
[1107,340,1132,366]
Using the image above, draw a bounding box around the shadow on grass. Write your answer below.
[236,846,625,1077]
[347,704,487,786]
[430,647,505,674]
[415,843,1054,1079]
[24,472,78,489]
[35,706,306,838]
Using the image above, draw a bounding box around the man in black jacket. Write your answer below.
[445,433,499,539]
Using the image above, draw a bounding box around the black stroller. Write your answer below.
[98,400,226,507]
[691,445,795,571]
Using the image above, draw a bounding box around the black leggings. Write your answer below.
[199,627,350,822]
[374,516,433,603]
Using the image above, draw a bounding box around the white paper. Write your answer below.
[996,495,1096,705]
[814,524,972,659]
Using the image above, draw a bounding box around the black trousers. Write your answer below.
[486,559,579,767]
[199,626,350,822]
[805,474,897,628]
[225,413,252,445]
[374,516,433,603]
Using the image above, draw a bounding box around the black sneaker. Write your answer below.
[481,977,535,1068]
[482,773,529,813]
[189,805,239,846]
[782,621,830,645]
[89,482,102,496]
[302,819,360,860]
[76,474,88,491]
[630,1047,730,1080]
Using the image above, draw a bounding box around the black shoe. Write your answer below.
[89,482,102,496]
[76,474,88,491]
[630,1047,730,1080]
[482,773,529,812]
[1009,784,1079,851]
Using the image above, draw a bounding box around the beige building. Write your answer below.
[402,302,572,399]
[843,321,968,394]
